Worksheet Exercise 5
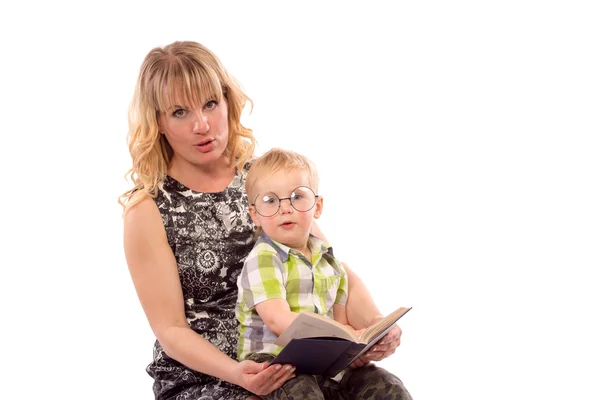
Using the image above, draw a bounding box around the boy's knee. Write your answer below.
[275,375,324,400]
[344,365,412,400]
[244,352,276,364]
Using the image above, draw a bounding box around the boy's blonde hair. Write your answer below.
[245,148,319,203]
[119,41,256,212]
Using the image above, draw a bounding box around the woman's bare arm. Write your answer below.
[123,197,293,394]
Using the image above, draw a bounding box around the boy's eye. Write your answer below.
[259,194,278,205]
[291,193,303,200]
[263,196,276,204]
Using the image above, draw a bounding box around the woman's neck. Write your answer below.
[168,156,236,193]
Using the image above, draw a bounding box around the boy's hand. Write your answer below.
[367,324,402,361]
[349,322,402,368]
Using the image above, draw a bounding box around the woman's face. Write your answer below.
[158,96,229,170]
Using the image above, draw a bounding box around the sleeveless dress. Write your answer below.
[147,164,256,400]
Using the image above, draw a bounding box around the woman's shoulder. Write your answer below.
[123,195,170,254]
[123,194,162,228]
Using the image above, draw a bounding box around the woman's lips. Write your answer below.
[194,139,215,153]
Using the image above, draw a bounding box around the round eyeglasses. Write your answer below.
[251,186,319,217]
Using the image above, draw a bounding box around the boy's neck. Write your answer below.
[274,235,312,264]
[298,241,312,264]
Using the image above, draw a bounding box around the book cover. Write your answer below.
[270,306,412,377]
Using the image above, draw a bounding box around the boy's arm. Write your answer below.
[255,299,299,336]
[332,303,349,325]
[332,262,350,326]
[342,262,384,329]
[332,264,363,336]
[311,222,382,329]
[333,304,365,338]
[239,249,298,336]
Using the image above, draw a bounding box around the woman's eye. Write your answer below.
[204,100,218,110]
[172,109,187,118]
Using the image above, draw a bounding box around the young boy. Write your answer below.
[236,148,412,399]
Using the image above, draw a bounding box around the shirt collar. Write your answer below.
[258,232,333,262]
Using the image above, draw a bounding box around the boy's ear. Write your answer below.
[313,196,324,219]
[249,206,261,226]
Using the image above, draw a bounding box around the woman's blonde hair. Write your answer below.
[119,41,256,211]
[245,148,320,203]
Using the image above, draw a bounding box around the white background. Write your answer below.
[1,1,599,399]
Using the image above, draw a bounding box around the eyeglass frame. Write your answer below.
[250,186,320,217]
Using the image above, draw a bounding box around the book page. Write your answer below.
[360,306,412,343]
[275,312,357,347]
[344,306,412,366]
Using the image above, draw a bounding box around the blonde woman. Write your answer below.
[120,41,402,399]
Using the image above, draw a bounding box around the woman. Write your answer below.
[120,41,404,399]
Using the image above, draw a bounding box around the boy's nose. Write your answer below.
[279,199,293,214]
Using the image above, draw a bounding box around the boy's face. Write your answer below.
[249,168,323,250]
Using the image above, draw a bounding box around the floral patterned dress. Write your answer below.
[147,164,256,400]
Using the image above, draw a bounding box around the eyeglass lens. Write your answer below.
[254,186,317,217]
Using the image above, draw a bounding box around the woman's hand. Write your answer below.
[349,323,402,368]
[235,360,296,395]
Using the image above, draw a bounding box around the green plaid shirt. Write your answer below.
[236,233,348,360]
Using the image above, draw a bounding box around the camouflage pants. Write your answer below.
[246,353,413,400]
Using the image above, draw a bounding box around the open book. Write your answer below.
[271,306,412,377]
